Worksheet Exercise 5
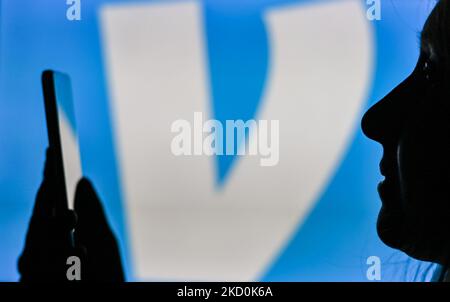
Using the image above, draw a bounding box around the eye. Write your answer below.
[423,60,431,80]
[422,59,433,80]
[421,58,441,85]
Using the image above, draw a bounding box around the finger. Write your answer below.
[19,149,78,282]
[31,148,57,219]
[73,178,125,281]
[74,178,109,233]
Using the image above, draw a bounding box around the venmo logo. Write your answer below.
[171,112,279,166]
[100,0,372,280]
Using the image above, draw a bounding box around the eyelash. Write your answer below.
[423,60,433,81]
[421,58,441,85]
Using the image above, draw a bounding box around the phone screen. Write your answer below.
[53,72,83,210]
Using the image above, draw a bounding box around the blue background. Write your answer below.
[0,0,440,281]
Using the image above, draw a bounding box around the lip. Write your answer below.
[378,162,389,197]
[377,160,395,194]
[377,179,392,209]
[377,154,403,207]
[379,159,391,178]
[377,179,387,197]
[377,176,402,209]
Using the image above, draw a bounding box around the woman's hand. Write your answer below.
[18,148,124,282]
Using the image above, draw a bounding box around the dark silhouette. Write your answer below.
[18,148,124,282]
[362,0,450,281]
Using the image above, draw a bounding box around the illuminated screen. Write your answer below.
[53,72,83,210]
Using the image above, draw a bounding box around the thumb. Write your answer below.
[73,177,125,281]
[74,178,109,234]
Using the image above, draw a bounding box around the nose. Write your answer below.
[361,72,417,144]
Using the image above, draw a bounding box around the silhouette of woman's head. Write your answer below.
[362,0,450,266]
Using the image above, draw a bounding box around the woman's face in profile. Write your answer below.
[362,1,450,265]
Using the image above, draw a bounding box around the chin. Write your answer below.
[377,207,446,264]
[376,206,404,250]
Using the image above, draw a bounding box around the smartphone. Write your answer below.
[42,70,83,210]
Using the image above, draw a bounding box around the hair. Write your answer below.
[421,0,450,73]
